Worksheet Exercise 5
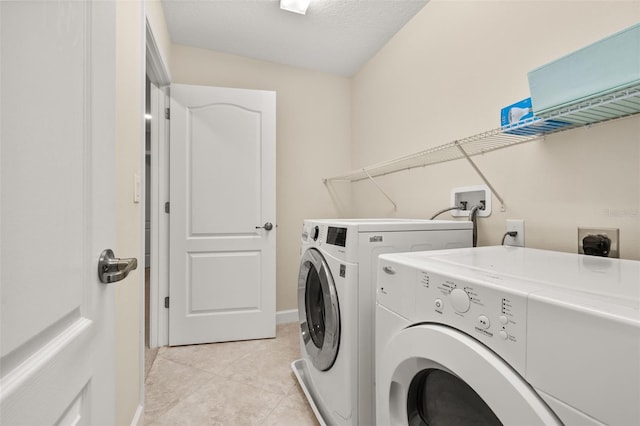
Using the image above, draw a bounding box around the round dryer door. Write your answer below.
[406,368,501,425]
[378,324,562,426]
[298,248,340,371]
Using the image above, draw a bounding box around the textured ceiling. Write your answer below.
[161,0,429,76]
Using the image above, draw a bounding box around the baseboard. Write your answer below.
[276,309,298,324]
[130,404,144,426]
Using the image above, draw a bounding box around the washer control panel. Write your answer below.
[414,269,528,372]
[301,223,323,243]
[301,221,354,261]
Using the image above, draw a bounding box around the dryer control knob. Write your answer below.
[449,288,470,313]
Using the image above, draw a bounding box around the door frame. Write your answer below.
[145,16,171,349]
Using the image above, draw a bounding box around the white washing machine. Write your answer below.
[291,219,473,426]
[376,246,640,426]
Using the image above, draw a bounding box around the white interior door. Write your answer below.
[1,1,118,424]
[169,84,276,346]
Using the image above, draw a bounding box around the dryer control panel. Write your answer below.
[378,258,529,374]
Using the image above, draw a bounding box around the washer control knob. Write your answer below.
[499,330,509,340]
[449,288,470,313]
[499,315,509,325]
[477,315,490,329]
[434,299,444,310]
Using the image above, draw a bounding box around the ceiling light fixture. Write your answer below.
[280,0,310,15]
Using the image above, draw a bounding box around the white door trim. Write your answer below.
[145,13,171,349]
[135,2,147,422]
[148,83,170,348]
[145,18,171,87]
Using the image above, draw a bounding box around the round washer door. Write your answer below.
[298,248,340,371]
[378,324,562,426]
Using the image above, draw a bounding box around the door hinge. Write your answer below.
[165,202,170,213]
[165,108,170,120]
[164,296,170,308]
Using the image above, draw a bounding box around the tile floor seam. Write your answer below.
[144,352,169,385]
[154,349,225,374]
[149,355,290,416]
[145,323,317,425]
[168,357,251,379]
[159,341,267,374]
[257,392,290,426]
[218,356,298,397]
[151,343,294,386]
[221,369,291,398]
[145,356,217,410]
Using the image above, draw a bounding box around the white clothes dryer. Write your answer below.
[376,246,640,426]
[292,219,473,426]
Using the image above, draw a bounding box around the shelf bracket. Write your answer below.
[363,168,397,211]
[454,141,506,212]
[322,178,351,217]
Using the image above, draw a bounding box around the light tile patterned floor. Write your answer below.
[144,322,319,426]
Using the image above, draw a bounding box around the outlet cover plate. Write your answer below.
[578,227,619,258]
[505,219,525,247]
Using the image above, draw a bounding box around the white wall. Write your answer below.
[170,45,352,310]
[115,2,144,424]
[351,1,640,260]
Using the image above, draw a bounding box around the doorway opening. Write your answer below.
[144,75,159,378]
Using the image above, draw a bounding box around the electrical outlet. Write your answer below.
[505,219,525,247]
[578,227,619,258]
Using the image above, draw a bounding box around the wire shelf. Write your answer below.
[539,84,640,124]
[324,83,640,183]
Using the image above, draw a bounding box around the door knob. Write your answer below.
[256,222,274,231]
[98,249,138,284]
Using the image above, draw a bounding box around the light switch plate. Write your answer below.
[133,173,141,204]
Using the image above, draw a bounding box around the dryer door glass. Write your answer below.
[305,264,325,348]
[297,248,340,371]
[407,369,502,426]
